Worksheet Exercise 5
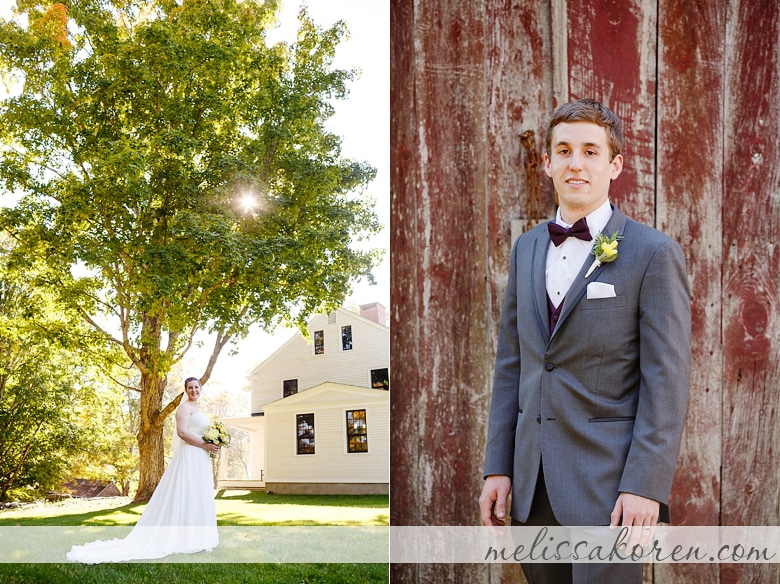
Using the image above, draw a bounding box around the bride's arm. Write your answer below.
[175,406,219,453]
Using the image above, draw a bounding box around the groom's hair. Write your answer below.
[545,98,623,162]
[184,376,200,388]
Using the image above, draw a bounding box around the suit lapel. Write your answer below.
[531,230,552,344]
[551,206,628,340]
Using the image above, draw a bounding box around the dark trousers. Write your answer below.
[512,465,644,584]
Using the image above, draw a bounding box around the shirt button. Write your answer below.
[536,415,542,424]
[545,363,555,371]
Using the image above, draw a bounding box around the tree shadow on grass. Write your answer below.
[214,490,389,508]
[216,513,390,526]
[0,493,389,527]
[0,500,145,527]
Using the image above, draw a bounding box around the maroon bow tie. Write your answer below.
[547,217,591,246]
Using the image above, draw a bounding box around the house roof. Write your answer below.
[62,479,121,498]
[249,306,389,377]
[261,381,389,410]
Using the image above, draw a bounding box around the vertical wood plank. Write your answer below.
[655,0,725,582]
[721,0,780,582]
[565,0,658,225]
[564,6,657,583]
[484,0,555,417]
[391,0,492,581]
[390,0,419,581]
[485,2,555,582]
[550,0,569,107]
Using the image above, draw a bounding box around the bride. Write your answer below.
[67,377,220,563]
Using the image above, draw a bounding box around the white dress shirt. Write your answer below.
[546,199,613,308]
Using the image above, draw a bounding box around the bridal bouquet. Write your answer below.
[203,421,232,458]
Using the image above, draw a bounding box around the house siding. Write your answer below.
[250,308,389,412]
[264,388,389,484]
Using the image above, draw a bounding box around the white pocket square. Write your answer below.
[586,282,616,299]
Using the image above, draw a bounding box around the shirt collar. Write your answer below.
[555,199,613,240]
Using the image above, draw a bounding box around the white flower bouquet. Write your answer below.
[203,420,232,458]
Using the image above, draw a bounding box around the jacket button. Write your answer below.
[536,415,541,424]
[545,363,555,371]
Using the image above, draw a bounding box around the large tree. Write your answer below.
[0,0,381,501]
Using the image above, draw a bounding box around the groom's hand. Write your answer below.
[479,475,512,532]
[610,492,659,550]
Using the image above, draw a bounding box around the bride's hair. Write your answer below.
[184,376,200,388]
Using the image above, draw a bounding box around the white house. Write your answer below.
[220,302,389,494]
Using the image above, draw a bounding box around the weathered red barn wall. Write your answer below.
[719,1,780,583]
[391,0,780,582]
[655,0,726,582]
[390,1,493,582]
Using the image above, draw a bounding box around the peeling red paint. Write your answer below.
[393,1,780,583]
[567,0,656,224]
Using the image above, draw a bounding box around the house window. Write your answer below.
[314,330,324,354]
[283,379,298,398]
[296,413,315,455]
[346,409,368,453]
[371,368,389,390]
[341,325,353,351]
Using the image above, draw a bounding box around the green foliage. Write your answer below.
[0,239,106,500]
[67,383,140,495]
[0,0,381,497]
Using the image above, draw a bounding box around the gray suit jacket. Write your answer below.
[484,206,691,525]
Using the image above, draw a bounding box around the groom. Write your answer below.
[479,99,691,583]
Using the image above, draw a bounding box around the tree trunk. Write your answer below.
[133,372,170,503]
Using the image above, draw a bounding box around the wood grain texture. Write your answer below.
[389,1,420,582]
[565,0,658,225]
[391,0,492,581]
[484,0,555,425]
[392,1,780,583]
[485,3,555,583]
[655,0,725,581]
[720,0,780,582]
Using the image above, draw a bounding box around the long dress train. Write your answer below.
[67,410,218,563]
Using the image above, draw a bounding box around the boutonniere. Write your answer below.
[585,231,622,278]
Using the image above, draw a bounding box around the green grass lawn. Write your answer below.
[0,490,389,527]
[0,490,389,583]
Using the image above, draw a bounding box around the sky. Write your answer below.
[0,1,390,397]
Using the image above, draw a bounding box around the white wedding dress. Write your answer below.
[67,410,218,563]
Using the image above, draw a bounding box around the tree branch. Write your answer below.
[107,373,142,393]
[199,305,253,386]
[161,392,185,420]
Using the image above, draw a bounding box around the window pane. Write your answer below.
[371,368,389,390]
[341,325,353,351]
[314,330,324,354]
[349,435,368,452]
[283,379,298,398]
[346,409,368,453]
[296,413,315,454]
